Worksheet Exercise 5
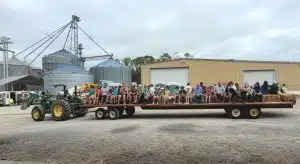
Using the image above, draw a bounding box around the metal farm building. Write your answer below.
[0,57,43,91]
[141,58,300,90]
[90,59,131,84]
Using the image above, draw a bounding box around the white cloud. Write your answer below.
[0,0,300,68]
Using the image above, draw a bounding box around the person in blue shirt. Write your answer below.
[260,81,270,95]
[194,84,203,103]
[111,86,120,103]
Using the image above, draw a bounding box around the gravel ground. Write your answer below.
[0,102,300,164]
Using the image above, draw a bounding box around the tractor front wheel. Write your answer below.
[51,99,71,121]
[31,105,45,121]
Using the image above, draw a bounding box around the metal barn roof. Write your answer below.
[47,49,76,57]
[0,56,28,66]
[92,59,128,68]
[0,75,42,86]
[45,65,89,74]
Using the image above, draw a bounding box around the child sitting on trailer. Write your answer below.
[111,86,119,104]
[185,83,193,104]
[127,85,133,104]
[95,86,102,104]
[164,86,171,104]
[131,85,138,103]
[153,85,161,104]
[140,85,148,104]
[194,85,204,103]
[120,84,127,104]
[205,86,213,103]
[88,85,96,104]
[179,86,187,103]
[101,84,109,104]
[173,86,180,104]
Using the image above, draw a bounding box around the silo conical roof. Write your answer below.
[92,59,128,68]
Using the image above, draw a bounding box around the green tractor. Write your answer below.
[21,85,87,121]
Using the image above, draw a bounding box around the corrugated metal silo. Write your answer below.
[90,59,131,84]
[42,49,81,71]
[44,65,94,94]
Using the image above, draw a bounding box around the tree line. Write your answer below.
[121,52,194,83]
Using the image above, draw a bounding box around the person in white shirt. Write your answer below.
[281,84,288,93]
[185,83,193,104]
[148,84,155,103]
[214,82,225,102]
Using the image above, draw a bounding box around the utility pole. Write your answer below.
[0,36,14,90]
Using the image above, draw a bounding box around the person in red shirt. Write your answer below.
[95,86,103,104]
[205,86,213,103]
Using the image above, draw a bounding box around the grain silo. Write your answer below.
[42,49,81,71]
[44,65,93,94]
[90,59,131,84]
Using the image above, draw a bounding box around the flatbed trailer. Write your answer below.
[81,101,295,120]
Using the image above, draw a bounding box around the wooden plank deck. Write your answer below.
[81,102,294,110]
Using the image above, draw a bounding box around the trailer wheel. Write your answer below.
[229,108,241,119]
[108,108,120,120]
[95,108,106,120]
[248,108,261,119]
[31,105,45,121]
[126,107,135,117]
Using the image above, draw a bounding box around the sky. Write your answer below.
[1,0,300,69]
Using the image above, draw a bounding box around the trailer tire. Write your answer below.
[229,108,241,119]
[108,108,120,120]
[126,107,135,117]
[31,105,45,121]
[248,108,261,119]
[95,108,106,120]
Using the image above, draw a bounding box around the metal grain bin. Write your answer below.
[44,65,93,94]
[42,49,81,71]
[90,59,131,84]
[0,56,30,79]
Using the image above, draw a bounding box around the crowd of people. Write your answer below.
[80,81,288,105]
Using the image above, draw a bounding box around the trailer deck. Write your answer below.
[81,102,294,109]
[83,101,295,120]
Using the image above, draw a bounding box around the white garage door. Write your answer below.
[150,68,189,85]
[243,70,275,86]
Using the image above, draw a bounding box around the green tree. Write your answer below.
[122,57,132,67]
[184,52,194,59]
[132,55,156,72]
[159,53,172,61]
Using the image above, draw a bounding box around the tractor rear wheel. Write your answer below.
[31,105,45,121]
[51,99,71,121]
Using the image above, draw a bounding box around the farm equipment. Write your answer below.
[21,85,87,121]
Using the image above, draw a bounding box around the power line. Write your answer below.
[28,24,69,65]
[23,22,71,61]
[77,25,110,55]
[15,21,72,57]
[63,24,72,49]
